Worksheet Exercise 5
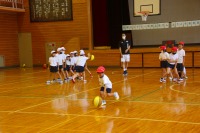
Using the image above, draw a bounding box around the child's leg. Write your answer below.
[106,88,119,100]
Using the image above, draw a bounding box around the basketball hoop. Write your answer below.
[138,11,150,21]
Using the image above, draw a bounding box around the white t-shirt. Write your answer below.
[76,56,89,67]
[66,59,71,65]
[99,74,112,88]
[177,49,185,63]
[61,53,67,62]
[56,54,64,65]
[49,56,58,66]
[169,53,179,65]
[159,52,169,61]
[73,56,78,65]
[70,57,75,66]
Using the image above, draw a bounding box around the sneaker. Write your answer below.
[46,80,51,85]
[114,92,119,100]
[160,78,163,83]
[59,81,63,84]
[169,77,173,81]
[162,79,166,82]
[102,100,106,105]
[173,78,177,82]
[178,78,183,81]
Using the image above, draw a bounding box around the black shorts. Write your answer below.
[177,63,184,71]
[160,61,168,68]
[50,66,58,73]
[64,65,71,71]
[167,63,175,69]
[74,66,84,73]
[59,65,63,69]
[100,87,112,93]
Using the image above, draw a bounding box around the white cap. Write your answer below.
[51,50,56,54]
[66,54,70,57]
[73,51,78,53]
[70,51,74,54]
[57,47,62,52]
[61,47,66,50]
[80,50,85,55]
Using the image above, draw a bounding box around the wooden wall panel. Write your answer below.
[17,0,90,65]
[184,52,193,67]
[194,52,200,67]
[0,12,19,67]
[143,53,160,67]
[129,54,142,67]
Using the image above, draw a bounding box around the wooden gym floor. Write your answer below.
[0,67,199,133]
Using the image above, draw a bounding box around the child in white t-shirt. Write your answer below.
[46,51,63,84]
[56,48,66,81]
[177,41,186,80]
[96,66,119,106]
[159,45,169,82]
[166,47,180,82]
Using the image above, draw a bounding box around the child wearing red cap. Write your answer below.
[177,41,186,80]
[166,47,180,82]
[96,66,119,106]
[159,45,169,82]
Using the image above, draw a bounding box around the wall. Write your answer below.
[128,0,200,46]
[17,0,90,65]
[0,11,19,67]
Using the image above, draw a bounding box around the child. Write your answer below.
[166,47,180,82]
[72,50,90,83]
[159,45,169,82]
[56,48,67,81]
[64,54,71,81]
[96,66,119,106]
[177,41,186,80]
[46,50,63,84]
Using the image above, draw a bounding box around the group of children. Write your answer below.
[159,41,187,83]
[46,47,92,85]
[46,47,119,107]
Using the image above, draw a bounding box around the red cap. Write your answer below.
[171,47,178,51]
[160,46,166,50]
[96,66,105,73]
[178,41,184,45]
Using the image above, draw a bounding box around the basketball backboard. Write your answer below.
[134,0,161,16]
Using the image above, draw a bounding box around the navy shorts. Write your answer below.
[74,66,84,73]
[100,87,112,93]
[50,66,58,73]
[64,65,71,71]
[59,65,63,69]
[160,61,168,68]
[177,63,184,71]
[168,63,175,69]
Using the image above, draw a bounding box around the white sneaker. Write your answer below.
[46,80,51,85]
[169,77,173,81]
[160,78,163,83]
[173,78,177,82]
[179,78,183,81]
[162,79,166,82]
[102,100,106,105]
[59,81,63,84]
[114,92,119,100]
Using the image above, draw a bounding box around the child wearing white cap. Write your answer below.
[64,54,71,81]
[46,50,63,84]
[56,47,67,81]
[72,50,90,83]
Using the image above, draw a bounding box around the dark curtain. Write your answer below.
[92,0,131,48]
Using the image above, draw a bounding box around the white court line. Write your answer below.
[170,84,200,96]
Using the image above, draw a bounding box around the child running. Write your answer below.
[96,66,119,106]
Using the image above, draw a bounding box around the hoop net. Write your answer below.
[138,11,150,21]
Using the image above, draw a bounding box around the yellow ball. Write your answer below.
[22,64,26,67]
[93,96,102,107]
[91,55,95,61]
